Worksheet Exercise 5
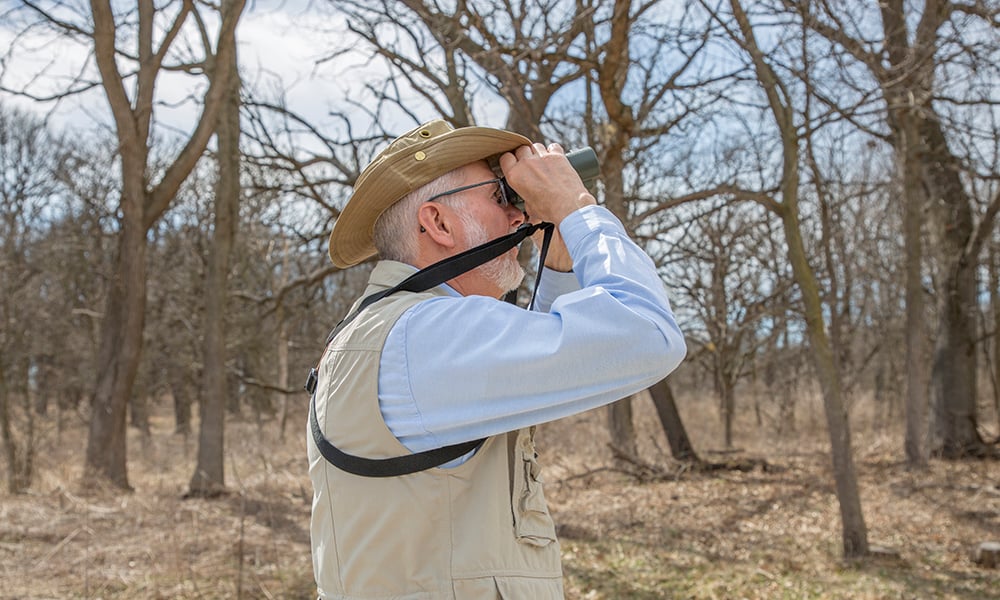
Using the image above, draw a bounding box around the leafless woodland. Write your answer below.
[1,0,999,589]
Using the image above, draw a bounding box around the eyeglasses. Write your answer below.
[425,177,523,210]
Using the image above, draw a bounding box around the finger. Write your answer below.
[498,151,517,172]
[547,142,564,154]
[515,144,536,159]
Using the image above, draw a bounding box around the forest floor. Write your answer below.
[1,391,998,599]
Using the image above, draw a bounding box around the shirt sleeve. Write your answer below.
[378,204,686,454]
[532,267,580,313]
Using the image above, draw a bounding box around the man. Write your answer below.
[307,119,685,599]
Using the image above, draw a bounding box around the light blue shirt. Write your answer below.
[378,205,686,460]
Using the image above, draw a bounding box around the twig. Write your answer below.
[609,444,679,482]
[38,526,90,569]
[556,466,615,485]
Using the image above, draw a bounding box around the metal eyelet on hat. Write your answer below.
[419,129,431,138]
[414,151,426,161]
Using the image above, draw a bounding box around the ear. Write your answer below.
[416,202,458,249]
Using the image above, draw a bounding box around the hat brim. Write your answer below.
[329,126,530,268]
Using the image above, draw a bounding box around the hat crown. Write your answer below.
[384,119,453,154]
[328,119,530,268]
[356,119,454,191]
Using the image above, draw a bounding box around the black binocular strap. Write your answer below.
[307,221,554,477]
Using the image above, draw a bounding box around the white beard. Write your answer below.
[458,214,525,294]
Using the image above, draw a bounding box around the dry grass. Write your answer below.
[545,390,1000,599]
[1,389,998,599]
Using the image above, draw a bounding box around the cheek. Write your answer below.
[492,209,514,233]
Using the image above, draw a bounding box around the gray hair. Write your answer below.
[372,167,466,263]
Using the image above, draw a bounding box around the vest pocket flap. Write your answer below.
[454,576,563,600]
[511,429,557,546]
[496,575,565,599]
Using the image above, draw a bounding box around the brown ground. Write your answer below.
[1,390,998,599]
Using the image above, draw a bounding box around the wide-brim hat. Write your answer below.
[329,119,531,268]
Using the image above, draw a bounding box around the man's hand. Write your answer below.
[532,225,573,272]
[499,143,596,227]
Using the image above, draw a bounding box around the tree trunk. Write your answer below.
[870,0,989,460]
[85,212,147,490]
[0,361,19,493]
[920,117,989,458]
[129,392,151,436]
[32,357,51,416]
[189,38,241,496]
[82,0,245,489]
[648,377,700,462]
[276,240,291,440]
[277,313,290,440]
[608,398,637,458]
[899,114,929,468]
[782,205,869,557]
[931,259,985,457]
[728,0,868,556]
[771,315,795,437]
[721,377,735,449]
[171,376,192,436]
[778,383,795,437]
[1,360,37,493]
[991,246,1000,437]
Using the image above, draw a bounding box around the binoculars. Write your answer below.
[503,146,599,211]
[566,146,600,184]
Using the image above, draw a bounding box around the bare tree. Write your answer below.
[189,0,243,496]
[789,0,1000,461]
[145,204,206,438]
[702,0,870,557]
[395,0,594,138]
[580,0,721,459]
[85,0,244,489]
[0,0,248,488]
[989,242,1000,438]
[0,105,61,492]
[672,203,789,448]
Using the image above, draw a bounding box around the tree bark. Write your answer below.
[608,397,638,459]
[875,0,988,459]
[85,212,147,489]
[171,375,192,436]
[277,310,291,440]
[921,119,988,457]
[782,204,869,556]
[721,378,735,449]
[931,256,985,456]
[82,0,245,489]
[899,113,929,468]
[0,361,19,493]
[648,378,700,462]
[728,0,868,557]
[991,247,1000,437]
[189,24,241,496]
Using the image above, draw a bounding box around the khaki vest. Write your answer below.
[308,261,564,599]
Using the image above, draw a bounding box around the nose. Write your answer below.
[506,203,525,228]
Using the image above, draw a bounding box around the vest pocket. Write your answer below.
[511,428,557,546]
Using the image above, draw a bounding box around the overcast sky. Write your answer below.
[0,1,374,137]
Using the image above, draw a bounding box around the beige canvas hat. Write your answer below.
[329,119,531,268]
